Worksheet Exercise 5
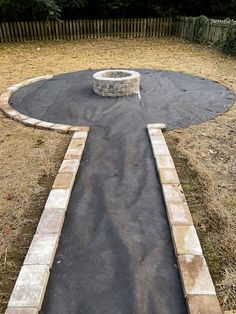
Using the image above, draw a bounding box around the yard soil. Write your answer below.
[0,37,235,312]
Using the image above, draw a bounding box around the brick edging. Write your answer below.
[5,130,89,313]
[0,75,87,134]
[147,123,222,314]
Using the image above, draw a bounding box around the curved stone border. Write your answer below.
[0,75,88,134]
[5,130,89,313]
[147,123,222,314]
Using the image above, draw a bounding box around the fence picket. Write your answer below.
[0,24,4,43]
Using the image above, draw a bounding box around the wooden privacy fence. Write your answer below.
[174,16,232,44]
[0,16,233,43]
[0,18,173,43]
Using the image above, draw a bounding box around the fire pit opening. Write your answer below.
[103,71,132,78]
[93,69,140,97]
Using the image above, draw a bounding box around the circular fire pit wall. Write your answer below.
[93,70,140,97]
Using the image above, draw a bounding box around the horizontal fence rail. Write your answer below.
[0,18,173,43]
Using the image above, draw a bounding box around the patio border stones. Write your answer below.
[0,75,89,134]
[6,129,89,313]
[147,124,222,314]
[6,308,38,314]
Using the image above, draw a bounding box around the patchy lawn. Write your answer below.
[0,37,235,311]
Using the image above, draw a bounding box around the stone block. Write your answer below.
[8,265,49,309]
[159,168,180,184]
[72,131,88,139]
[53,172,75,189]
[166,202,193,225]
[151,137,166,145]
[14,113,28,121]
[152,142,170,155]
[64,148,82,160]
[155,155,175,169]
[147,123,166,130]
[37,208,65,235]
[59,160,80,173]
[22,118,40,126]
[162,184,186,203]
[69,126,89,133]
[69,139,85,149]
[26,75,53,84]
[172,226,202,255]
[45,189,71,211]
[6,308,38,314]
[178,255,216,296]
[7,83,23,93]
[51,124,70,133]
[187,295,222,314]
[36,121,54,129]
[0,91,11,99]
[0,98,8,107]
[4,109,19,118]
[24,234,58,268]
[148,128,163,137]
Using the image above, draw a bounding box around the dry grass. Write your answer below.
[0,116,71,312]
[0,37,235,311]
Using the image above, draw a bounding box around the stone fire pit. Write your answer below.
[93,69,140,97]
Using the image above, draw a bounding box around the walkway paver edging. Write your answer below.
[147,123,222,314]
[0,75,88,134]
[6,130,89,313]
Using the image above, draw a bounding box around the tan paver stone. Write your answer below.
[159,168,180,184]
[0,105,11,112]
[64,148,82,160]
[36,121,54,129]
[69,126,89,133]
[0,91,11,99]
[45,189,71,210]
[8,265,49,309]
[172,226,202,255]
[151,137,166,146]
[166,202,193,225]
[22,118,41,126]
[7,83,23,93]
[148,128,163,137]
[4,109,19,118]
[24,234,58,268]
[155,155,175,169]
[147,123,166,130]
[178,255,216,296]
[71,126,89,132]
[51,124,70,133]
[37,208,65,235]
[26,75,53,84]
[187,295,222,314]
[59,159,80,173]
[14,113,28,121]
[152,142,170,155]
[72,131,88,139]
[162,184,186,203]
[53,172,75,189]
[6,308,38,314]
[0,98,8,107]
[69,138,85,149]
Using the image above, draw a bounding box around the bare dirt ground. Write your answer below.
[0,37,235,312]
